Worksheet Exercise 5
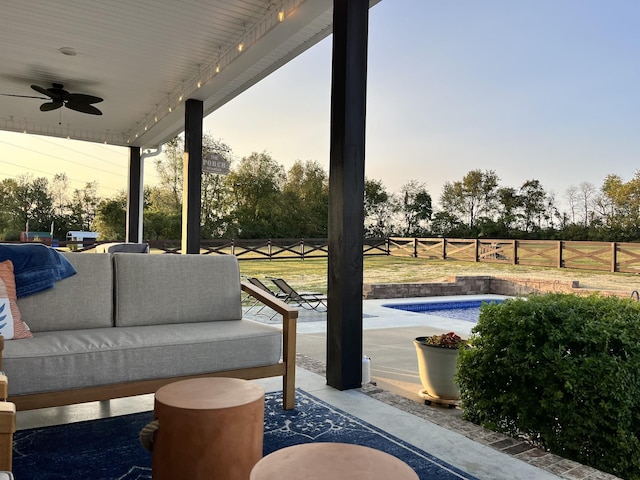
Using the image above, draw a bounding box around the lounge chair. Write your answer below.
[269,278,328,311]
[245,277,288,315]
[247,277,288,298]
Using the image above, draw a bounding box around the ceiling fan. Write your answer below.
[1,83,103,115]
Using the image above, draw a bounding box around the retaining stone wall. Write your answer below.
[363,276,626,299]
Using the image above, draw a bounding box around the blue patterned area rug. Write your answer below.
[13,389,477,480]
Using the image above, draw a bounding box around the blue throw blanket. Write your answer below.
[0,244,77,298]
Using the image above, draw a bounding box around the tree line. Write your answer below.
[1,133,640,242]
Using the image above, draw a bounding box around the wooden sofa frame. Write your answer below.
[0,281,298,411]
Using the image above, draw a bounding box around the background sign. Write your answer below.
[202,153,229,175]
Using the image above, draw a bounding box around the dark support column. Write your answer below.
[326,0,369,390]
[126,146,142,243]
[181,99,203,254]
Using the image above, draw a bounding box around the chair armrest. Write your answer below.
[242,281,298,409]
[241,281,299,323]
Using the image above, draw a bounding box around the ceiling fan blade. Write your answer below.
[67,93,103,105]
[40,101,63,112]
[31,84,55,98]
[0,93,48,99]
[65,102,102,115]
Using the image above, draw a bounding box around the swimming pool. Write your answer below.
[382,298,505,323]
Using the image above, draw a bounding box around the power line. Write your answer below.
[0,139,125,178]
[32,136,163,180]
[0,163,123,193]
[33,136,127,170]
[0,138,162,182]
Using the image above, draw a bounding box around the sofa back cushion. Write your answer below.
[113,253,242,327]
[16,253,114,332]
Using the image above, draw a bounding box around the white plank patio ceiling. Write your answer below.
[0,0,380,148]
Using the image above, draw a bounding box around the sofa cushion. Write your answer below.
[16,253,114,332]
[0,260,32,339]
[114,253,242,327]
[3,320,282,396]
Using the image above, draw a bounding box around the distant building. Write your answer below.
[20,232,52,245]
[66,231,99,250]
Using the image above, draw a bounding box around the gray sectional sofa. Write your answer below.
[0,252,298,410]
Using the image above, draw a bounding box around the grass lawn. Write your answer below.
[239,255,640,295]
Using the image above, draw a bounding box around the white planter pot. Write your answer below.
[414,337,461,400]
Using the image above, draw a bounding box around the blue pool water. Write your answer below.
[383,299,505,323]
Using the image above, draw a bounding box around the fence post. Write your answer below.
[611,242,617,273]
[442,238,447,260]
[413,238,418,258]
[268,239,272,260]
[386,237,390,256]
[558,241,563,268]
[512,240,517,265]
[474,239,479,262]
[231,239,235,256]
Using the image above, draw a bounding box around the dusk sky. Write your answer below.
[0,0,638,210]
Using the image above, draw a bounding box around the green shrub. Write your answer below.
[457,293,640,479]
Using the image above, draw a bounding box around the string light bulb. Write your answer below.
[278,8,285,21]
[238,24,246,52]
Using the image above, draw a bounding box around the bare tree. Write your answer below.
[565,185,578,224]
[579,181,597,227]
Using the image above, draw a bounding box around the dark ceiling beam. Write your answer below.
[326,0,369,390]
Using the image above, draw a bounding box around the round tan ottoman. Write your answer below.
[147,378,265,480]
[250,443,419,480]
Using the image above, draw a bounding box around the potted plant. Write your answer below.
[413,332,468,403]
